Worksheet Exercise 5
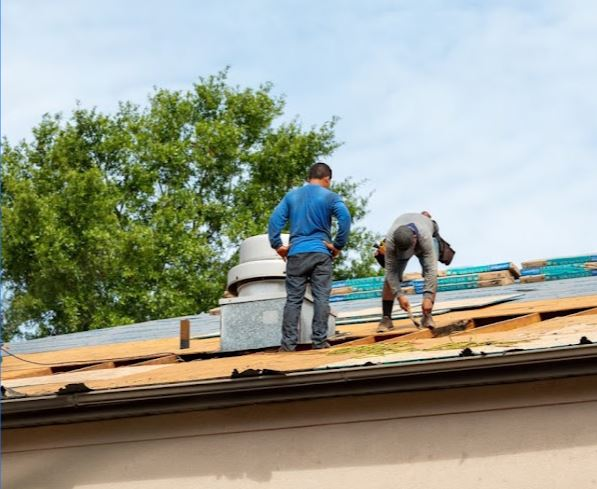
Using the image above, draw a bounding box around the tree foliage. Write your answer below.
[2,71,378,341]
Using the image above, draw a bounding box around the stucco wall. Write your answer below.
[3,375,597,489]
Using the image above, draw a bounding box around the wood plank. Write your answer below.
[461,294,597,318]
[131,355,180,366]
[335,336,378,347]
[0,367,53,380]
[477,271,516,280]
[453,313,541,336]
[335,330,413,347]
[403,271,423,280]
[180,319,191,349]
[4,365,167,391]
[331,286,354,296]
[566,307,597,317]
[520,275,545,284]
[478,277,515,288]
[380,319,475,343]
[521,259,547,268]
[457,312,597,342]
[382,329,434,342]
[1,336,220,374]
[69,361,116,372]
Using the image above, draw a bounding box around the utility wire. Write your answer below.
[0,346,181,367]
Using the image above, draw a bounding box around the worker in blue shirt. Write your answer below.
[268,162,351,351]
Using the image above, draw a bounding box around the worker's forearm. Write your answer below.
[268,224,283,249]
[384,249,403,296]
[332,200,351,249]
[421,251,438,299]
[268,199,289,249]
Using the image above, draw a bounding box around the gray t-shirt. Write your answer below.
[384,213,438,299]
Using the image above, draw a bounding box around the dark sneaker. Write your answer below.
[312,341,331,350]
[377,316,394,333]
[278,345,296,352]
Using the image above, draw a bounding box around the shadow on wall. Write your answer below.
[4,376,597,488]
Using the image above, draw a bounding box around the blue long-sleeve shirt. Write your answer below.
[268,183,351,257]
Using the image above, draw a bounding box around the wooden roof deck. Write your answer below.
[3,293,597,398]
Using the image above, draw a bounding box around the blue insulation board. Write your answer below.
[524,270,597,281]
[414,281,485,294]
[330,290,382,302]
[535,255,597,266]
[521,264,589,276]
[332,276,384,288]
[445,262,513,276]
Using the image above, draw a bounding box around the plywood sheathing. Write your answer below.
[6,294,596,379]
[2,365,167,389]
[4,295,597,398]
[14,312,597,397]
[8,349,360,397]
[453,313,542,335]
[1,336,220,380]
[324,314,597,368]
[338,295,597,344]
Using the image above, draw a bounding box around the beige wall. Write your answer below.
[4,375,597,489]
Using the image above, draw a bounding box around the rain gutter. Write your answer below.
[3,343,597,428]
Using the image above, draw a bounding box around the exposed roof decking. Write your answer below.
[3,291,597,400]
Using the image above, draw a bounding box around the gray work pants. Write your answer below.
[281,252,332,350]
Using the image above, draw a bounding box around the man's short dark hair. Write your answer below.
[308,162,332,180]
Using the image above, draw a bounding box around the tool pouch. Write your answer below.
[432,220,456,266]
[373,240,386,268]
[437,236,455,265]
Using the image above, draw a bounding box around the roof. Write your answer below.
[3,275,597,428]
[6,275,597,355]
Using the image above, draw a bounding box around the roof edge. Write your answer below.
[3,344,597,428]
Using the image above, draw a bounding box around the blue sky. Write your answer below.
[2,0,596,268]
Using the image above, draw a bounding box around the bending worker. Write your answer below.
[377,211,445,332]
[268,162,351,351]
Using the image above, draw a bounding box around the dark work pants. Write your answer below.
[281,252,332,350]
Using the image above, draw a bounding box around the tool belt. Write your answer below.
[374,239,386,268]
[432,220,456,265]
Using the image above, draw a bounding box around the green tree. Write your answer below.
[2,71,377,341]
[330,178,383,281]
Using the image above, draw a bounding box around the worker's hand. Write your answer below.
[422,297,433,314]
[324,241,341,259]
[276,245,289,261]
[397,295,410,312]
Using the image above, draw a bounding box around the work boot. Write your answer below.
[422,313,436,330]
[377,316,394,333]
[312,341,331,350]
[278,344,296,352]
